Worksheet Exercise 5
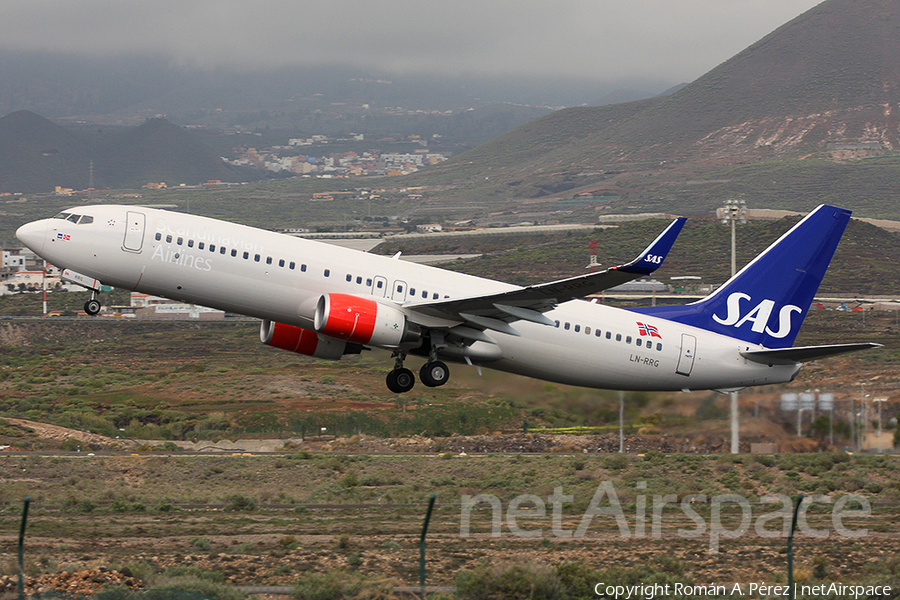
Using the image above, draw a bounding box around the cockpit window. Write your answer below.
[52,212,93,224]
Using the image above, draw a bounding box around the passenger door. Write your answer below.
[676,333,696,376]
[123,211,146,252]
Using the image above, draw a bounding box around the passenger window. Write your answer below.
[301,264,307,272]
[289,262,295,270]
[210,245,217,253]
[231,249,237,257]
[595,329,602,337]
[606,331,612,339]
[279,259,285,267]
[220,247,226,255]
[410,288,416,295]
[188,240,194,248]
[254,254,260,262]
[346,274,352,282]
[554,320,560,328]
[616,333,622,342]
[243,251,249,259]
[422,291,427,298]
[324,269,330,277]
[357,277,363,284]
[376,280,383,288]
[155,233,161,241]
[564,322,570,330]
[433,293,439,299]
[585,327,590,335]
[199,242,205,250]
[626,336,632,344]
[166,235,172,243]
[366,278,372,286]
[266,256,272,264]
[636,339,642,347]
[657,343,663,351]
[574,325,580,333]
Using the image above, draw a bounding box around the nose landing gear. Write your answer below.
[83,291,101,316]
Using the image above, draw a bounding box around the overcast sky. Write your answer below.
[0,1,824,85]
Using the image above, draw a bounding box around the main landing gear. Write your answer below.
[83,291,102,316]
[386,351,450,394]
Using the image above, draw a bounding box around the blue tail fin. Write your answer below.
[632,205,851,348]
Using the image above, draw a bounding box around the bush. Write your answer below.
[291,570,397,600]
[154,576,246,600]
[455,561,566,600]
[223,494,257,512]
[601,453,629,471]
[190,537,212,551]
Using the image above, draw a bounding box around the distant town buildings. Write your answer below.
[1,248,62,292]
[228,133,448,177]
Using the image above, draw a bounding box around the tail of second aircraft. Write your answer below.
[633,204,851,349]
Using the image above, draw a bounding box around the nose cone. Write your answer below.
[16,220,47,255]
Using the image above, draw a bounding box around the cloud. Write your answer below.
[0,0,824,82]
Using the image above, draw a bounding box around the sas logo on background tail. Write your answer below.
[712,292,801,339]
[636,322,662,338]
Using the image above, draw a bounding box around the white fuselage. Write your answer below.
[17,205,801,391]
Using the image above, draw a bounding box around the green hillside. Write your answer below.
[405,0,900,220]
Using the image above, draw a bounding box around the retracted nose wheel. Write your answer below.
[386,367,415,394]
[419,361,450,387]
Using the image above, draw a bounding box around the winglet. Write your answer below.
[618,217,686,275]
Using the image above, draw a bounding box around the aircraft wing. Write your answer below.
[402,217,686,337]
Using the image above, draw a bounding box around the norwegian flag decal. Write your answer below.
[637,322,662,338]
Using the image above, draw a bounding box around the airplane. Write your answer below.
[15,203,879,394]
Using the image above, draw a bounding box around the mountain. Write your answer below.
[0,110,96,192]
[410,0,900,221]
[0,111,261,192]
[97,117,255,189]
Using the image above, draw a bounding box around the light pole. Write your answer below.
[722,198,747,279]
[857,383,868,452]
[874,397,888,452]
[722,198,747,454]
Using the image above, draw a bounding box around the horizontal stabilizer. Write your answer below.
[741,343,882,365]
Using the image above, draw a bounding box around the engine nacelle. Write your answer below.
[314,293,421,348]
[259,320,347,360]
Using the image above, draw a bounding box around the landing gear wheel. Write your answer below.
[84,298,101,316]
[386,368,415,394]
[419,361,450,387]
